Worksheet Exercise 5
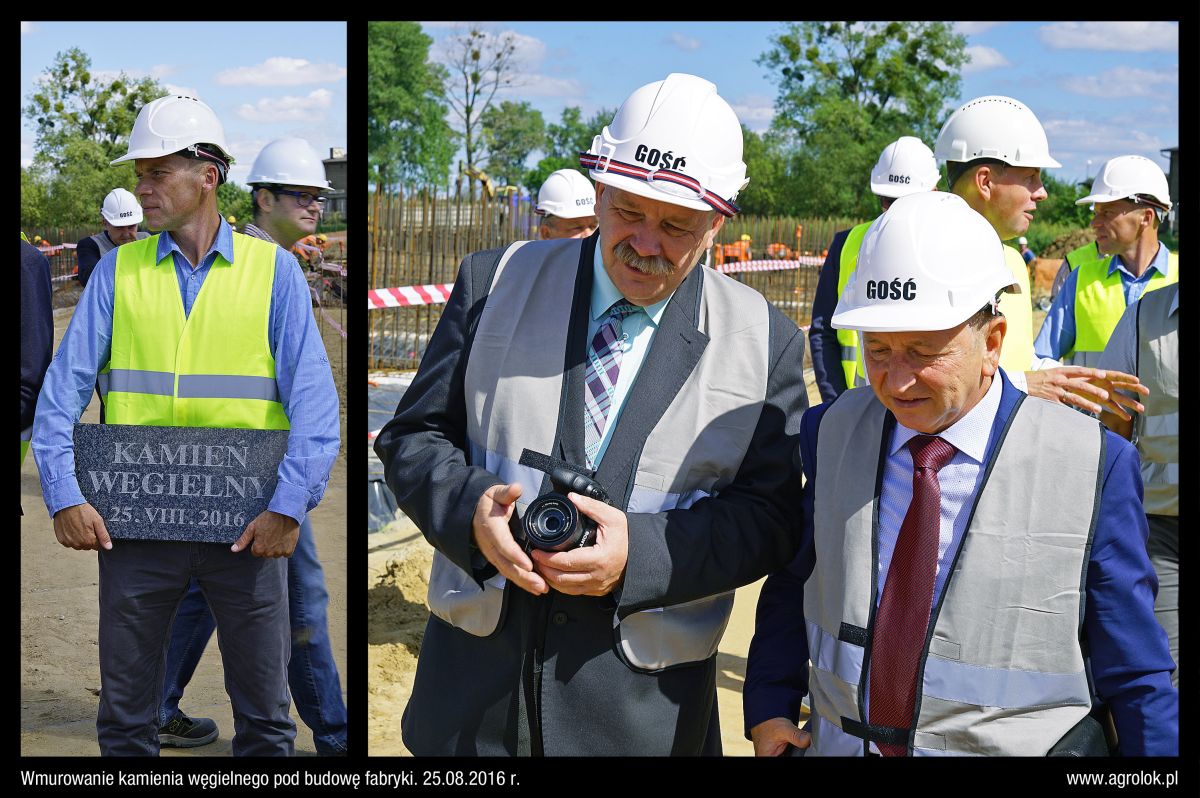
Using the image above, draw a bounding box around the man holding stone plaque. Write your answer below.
[30,95,340,757]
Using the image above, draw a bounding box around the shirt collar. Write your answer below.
[1109,242,1170,280]
[889,372,1003,465]
[155,216,235,267]
[590,235,671,325]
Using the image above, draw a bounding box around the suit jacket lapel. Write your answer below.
[556,232,598,468]
[595,263,710,501]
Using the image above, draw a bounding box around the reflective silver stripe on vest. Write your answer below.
[839,346,856,362]
[107,368,174,395]
[1143,411,1178,439]
[1066,349,1103,368]
[806,619,862,687]
[627,483,710,513]
[177,374,280,402]
[807,712,864,756]
[922,654,1091,709]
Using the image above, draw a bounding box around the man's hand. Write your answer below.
[529,492,628,596]
[52,502,112,551]
[472,483,547,595]
[231,510,300,557]
[750,717,811,757]
[1024,366,1149,418]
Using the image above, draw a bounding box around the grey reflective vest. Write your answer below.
[426,238,772,670]
[1135,284,1178,517]
[804,385,1102,755]
[89,232,118,258]
[88,230,149,257]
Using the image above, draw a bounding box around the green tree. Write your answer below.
[368,21,457,188]
[20,166,51,229]
[1036,172,1093,228]
[479,100,545,187]
[217,182,254,226]
[24,47,164,170]
[525,106,614,193]
[759,21,968,217]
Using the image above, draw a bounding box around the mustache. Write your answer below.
[613,240,674,276]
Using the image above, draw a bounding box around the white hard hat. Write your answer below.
[935,95,1061,170]
[536,169,596,218]
[246,137,332,192]
[832,192,1018,333]
[100,188,143,226]
[1075,155,1172,211]
[870,136,941,198]
[110,95,233,170]
[1018,236,1028,246]
[581,73,748,216]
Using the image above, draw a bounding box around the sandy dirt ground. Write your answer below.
[20,303,348,757]
[365,378,825,757]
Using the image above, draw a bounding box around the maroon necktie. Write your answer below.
[868,434,957,756]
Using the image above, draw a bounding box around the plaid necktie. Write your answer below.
[584,302,640,468]
[868,434,957,756]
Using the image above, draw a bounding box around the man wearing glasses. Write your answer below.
[156,137,348,756]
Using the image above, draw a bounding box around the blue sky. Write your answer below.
[20,21,347,188]
[421,20,1179,184]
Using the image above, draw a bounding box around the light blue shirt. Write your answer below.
[1034,243,1171,360]
[876,373,1004,605]
[586,238,672,467]
[31,218,340,524]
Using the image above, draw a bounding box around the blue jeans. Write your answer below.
[160,516,348,754]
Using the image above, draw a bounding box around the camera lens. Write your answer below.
[523,494,582,551]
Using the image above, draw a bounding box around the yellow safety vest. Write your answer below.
[836,222,872,387]
[998,245,1034,374]
[101,233,289,430]
[1064,241,1098,271]
[1069,250,1178,364]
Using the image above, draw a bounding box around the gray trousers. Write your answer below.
[1147,514,1179,688]
[97,541,294,756]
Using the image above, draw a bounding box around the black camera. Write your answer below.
[518,449,612,552]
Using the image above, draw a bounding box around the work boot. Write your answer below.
[158,712,219,748]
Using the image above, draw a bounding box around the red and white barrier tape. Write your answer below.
[368,283,454,310]
[713,256,823,273]
[368,428,381,441]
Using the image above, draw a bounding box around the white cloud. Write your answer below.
[21,21,36,35]
[498,74,586,99]
[1038,22,1178,52]
[1043,117,1167,159]
[954,22,1003,36]
[962,45,1010,74]
[216,57,346,87]
[164,83,200,98]
[419,21,461,29]
[731,94,775,132]
[236,89,334,123]
[1061,66,1176,98]
[668,32,701,52]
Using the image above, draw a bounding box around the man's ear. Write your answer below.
[982,313,1007,377]
[973,165,994,202]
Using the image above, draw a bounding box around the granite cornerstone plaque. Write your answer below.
[73,424,289,544]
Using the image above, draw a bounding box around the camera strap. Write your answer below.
[518,448,595,482]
